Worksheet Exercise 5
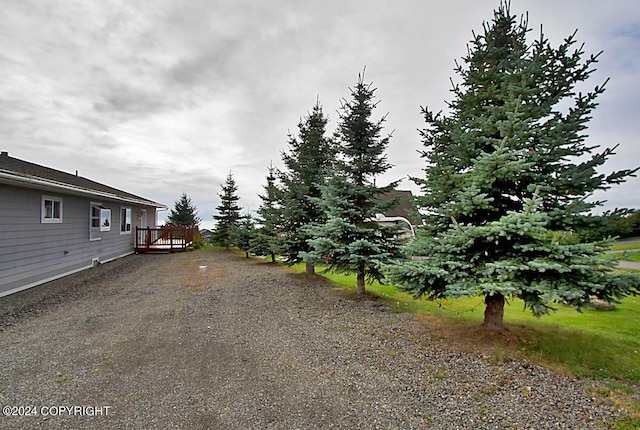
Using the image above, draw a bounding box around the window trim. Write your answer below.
[41,195,63,224]
[120,207,132,235]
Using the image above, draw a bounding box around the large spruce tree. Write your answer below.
[212,173,242,248]
[302,72,404,294]
[166,192,201,226]
[389,3,639,330]
[279,100,334,274]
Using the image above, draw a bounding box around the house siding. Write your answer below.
[0,184,158,296]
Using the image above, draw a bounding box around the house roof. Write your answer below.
[377,189,421,226]
[0,151,166,208]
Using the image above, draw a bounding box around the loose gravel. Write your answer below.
[0,251,619,429]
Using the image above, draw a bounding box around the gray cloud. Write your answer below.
[93,84,166,115]
[2,0,639,228]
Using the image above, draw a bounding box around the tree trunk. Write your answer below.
[356,262,366,295]
[245,250,249,258]
[270,252,276,263]
[305,261,315,275]
[483,293,505,331]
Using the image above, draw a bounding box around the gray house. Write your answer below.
[0,151,166,297]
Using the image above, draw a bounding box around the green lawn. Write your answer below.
[595,240,640,266]
[199,244,227,251]
[610,242,640,252]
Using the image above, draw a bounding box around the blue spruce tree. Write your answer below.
[389,3,639,330]
[303,72,404,295]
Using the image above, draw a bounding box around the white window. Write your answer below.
[100,208,111,231]
[90,203,111,240]
[41,196,63,223]
[120,207,132,234]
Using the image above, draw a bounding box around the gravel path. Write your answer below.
[618,261,640,271]
[0,251,618,429]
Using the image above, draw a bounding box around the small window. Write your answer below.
[91,205,101,229]
[90,203,111,240]
[100,208,111,232]
[120,207,132,234]
[41,196,63,223]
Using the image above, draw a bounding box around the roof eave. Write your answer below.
[0,170,167,209]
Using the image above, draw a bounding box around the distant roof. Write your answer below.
[0,151,166,208]
[377,189,421,226]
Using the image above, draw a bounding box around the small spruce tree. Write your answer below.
[230,213,255,258]
[212,173,242,248]
[166,192,201,226]
[279,99,334,274]
[250,164,284,263]
[302,72,404,295]
[389,2,639,330]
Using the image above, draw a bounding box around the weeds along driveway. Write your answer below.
[0,251,617,429]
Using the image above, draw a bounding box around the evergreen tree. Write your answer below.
[230,213,255,258]
[389,3,639,330]
[212,173,242,247]
[279,99,334,274]
[576,209,635,242]
[302,72,404,295]
[628,210,640,237]
[250,164,284,263]
[166,192,201,226]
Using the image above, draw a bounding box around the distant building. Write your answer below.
[375,190,421,237]
[199,228,213,241]
[0,151,166,297]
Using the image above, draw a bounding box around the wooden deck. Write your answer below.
[135,226,198,254]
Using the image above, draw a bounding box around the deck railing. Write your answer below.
[135,225,198,253]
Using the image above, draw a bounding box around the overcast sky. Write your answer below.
[2,0,638,229]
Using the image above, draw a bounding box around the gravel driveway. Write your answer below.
[0,251,618,429]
